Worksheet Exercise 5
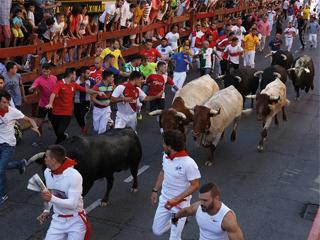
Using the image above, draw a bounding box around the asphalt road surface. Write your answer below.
[0,36,319,240]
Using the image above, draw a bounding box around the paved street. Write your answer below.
[0,37,319,240]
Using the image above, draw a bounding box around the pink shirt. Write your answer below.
[32,75,57,107]
[257,20,270,36]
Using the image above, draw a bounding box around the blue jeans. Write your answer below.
[0,143,21,197]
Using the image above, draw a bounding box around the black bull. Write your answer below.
[28,128,142,206]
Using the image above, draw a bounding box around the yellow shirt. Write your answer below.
[302,8,310,20]
[243,33,260,52]
[100,48,123,70]
[134,7,144,24]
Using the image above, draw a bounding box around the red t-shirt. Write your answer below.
[146,74,174,97]
[52,80,86,116]
[140,48,162,63]
[89,67,104,83]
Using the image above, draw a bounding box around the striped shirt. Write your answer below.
[123,62,141,73]
[0,0,12,25]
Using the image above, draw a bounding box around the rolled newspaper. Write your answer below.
[27,174,48,192]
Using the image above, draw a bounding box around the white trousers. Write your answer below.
[267,21,273,35]
[259,35,267,51]
[309,34,317,47]
[115,112,137,130]
[152,195,190,240]
[244,51,256,68]
[45,215,86,240]
[285,37,293,51]
[173,72,187,90]
[93,106,112,134]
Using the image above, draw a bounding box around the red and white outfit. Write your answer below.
[152,151,201,240]
[196,202,233,240]
[112,82,146,130]
[189,30,205,68]
[224,44,243,65]
[44,159,91,240]
[284,27,297,51]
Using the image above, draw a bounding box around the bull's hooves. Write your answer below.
[100,201,111,207]
[205,161,214,167]
[294,97,300,101]
[257,145,264,152]
[131,188,139,193]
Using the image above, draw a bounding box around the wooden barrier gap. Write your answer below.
[0,3,262,109]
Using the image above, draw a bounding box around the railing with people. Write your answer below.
[2,2,262,112]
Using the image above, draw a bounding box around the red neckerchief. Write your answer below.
[0,107,9,117]
[166,150,188,160]
[122,81,139,112]
[51,157,77,175]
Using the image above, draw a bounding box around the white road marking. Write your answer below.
[85,199,101,214]
[124,165,150,183]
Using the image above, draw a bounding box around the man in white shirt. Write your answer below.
[172,182,244,240]
[284,21,297,51]
[0,89,40,205]
[266,7,276,32]
[111,71,162,131]
[156,38,174,61]
[231,19,246,43]
[151,130,201,240]
[37,145,91,240]
[283,0,289,20]
[166,25,180,51]
[98,0,124,31]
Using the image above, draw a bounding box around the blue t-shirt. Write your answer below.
[171,52,191,73]
[102,64,120,75]
[309,22,319,34]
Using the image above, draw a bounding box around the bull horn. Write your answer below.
[287,68,296,72]
[303,68,310,73]
[270,95,280,100]
[265,53,272,58]
[245,94,256,99]
[189,109,195,115]
[210,108,220,115]
[281,54,287,60]
[148,109,163,116]
[253,71,263,77]
[175,112,187,120]
[27,152,45,166]
[273,72,281,78]
[234,76,242,82]
[216,75,225,79]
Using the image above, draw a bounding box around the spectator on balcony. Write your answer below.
[90,57,105,84]
[86,13,99,57]
[99,0,124,32]
[34,0,61,25]
[11,9,27,47]
[3,62,23,109]
[40,17,55,65]
[27,4,37,31]
[156,38,174,61]
[140,39,163,63]
[28,63,57,138]
[0,0,11,48]
[100,39,125,70]
[78,6,90,59]
[166,25,180,51]
[119,2,136,47]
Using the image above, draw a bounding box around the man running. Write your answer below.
[37,145,91,240]
[172,182,244,240]
[151,130,201,240]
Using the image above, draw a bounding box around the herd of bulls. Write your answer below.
[25,50,314,205]
[149,50,315,165]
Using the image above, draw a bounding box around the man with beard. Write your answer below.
[172,182,244,240]
[151,130,201,240]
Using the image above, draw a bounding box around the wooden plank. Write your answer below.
[196,12,215,19]
[171,15,190,24]
[141,22,165,33]
[0,45,36,58]
[23,93,39,105]
[21,72,39,84]
[99,27,141,41]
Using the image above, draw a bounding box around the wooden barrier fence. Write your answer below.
[1,2,261,111]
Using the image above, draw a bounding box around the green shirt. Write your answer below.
[139,63,157,78]
[123,62,141,73]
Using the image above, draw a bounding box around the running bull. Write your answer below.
[192,86,252,166]
[267,50,294,69]
[149,75,219,133]
[253,65,287,90]
[246,79,290,151]
[218,68,260,108]
[27,128,142,206]
[287,55,315,99]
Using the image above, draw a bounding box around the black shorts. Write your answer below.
[37,106,52,119]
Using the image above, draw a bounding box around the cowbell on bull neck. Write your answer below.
[51,157,77,175]
[166,150,188,160]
